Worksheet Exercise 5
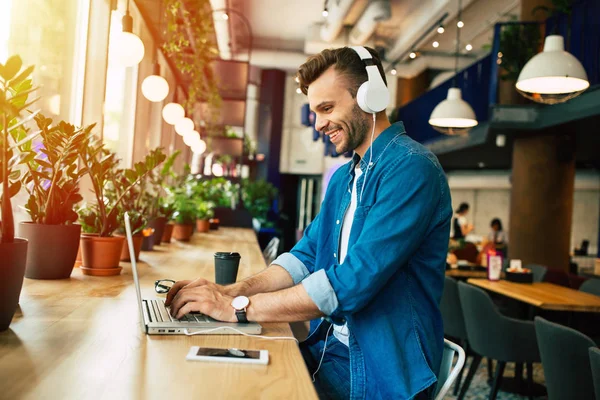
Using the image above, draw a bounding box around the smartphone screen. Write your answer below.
[196,347,261,360]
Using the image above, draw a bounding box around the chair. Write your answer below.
[262,237,280,265]
[526,264,547,283]
[579,278,600,296]
[534,317,596,399]
[434,339,466,400]
[452,242,478,264]
[589,347,600,400]
[457,282,541,400]
[441,277,488,395]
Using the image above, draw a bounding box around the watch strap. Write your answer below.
[235,309,248,323]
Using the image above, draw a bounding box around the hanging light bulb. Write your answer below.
[112,1,145,67]
[409,51,417,59]
[142,62,169,102]
[465,44,472,51]
[457,20,464,28]
[429,88,478,135]
[516,35,589,104]
[437,25,445,34]
[296,88,302,94]
[192,139,207,155]
[162,103,185,125]
[428,0,477,135]
[433,41,440,48]
[175,117,194,136]
[322,8,329,17]
[183,130,201,147]
[222,12,229,20]
[391,67,397,76]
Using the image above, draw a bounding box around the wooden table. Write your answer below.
[467,279,600,312]
[446,269,488,279]
[0,228,317,400]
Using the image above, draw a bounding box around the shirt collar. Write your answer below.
[348,121,406,173]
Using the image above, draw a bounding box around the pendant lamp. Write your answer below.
[516,35,589,104]
[162,102,185,125]
[428,0,477,135]
[113,0,145,67]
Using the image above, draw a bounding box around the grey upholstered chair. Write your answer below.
[535,317,596,400]
[525,264,547,283]
[580,278,600,296]
[589,347,600,400]
[441,276,493,395]
[457,282,541,400]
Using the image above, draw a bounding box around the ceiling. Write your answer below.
[134,0,524,76]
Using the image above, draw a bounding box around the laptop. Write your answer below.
[124,212,262,335]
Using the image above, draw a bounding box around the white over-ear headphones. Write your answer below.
[350,46,390,114]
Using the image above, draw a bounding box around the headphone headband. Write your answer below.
[349,46,390,114]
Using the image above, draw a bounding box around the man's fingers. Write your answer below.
[164,280,191,305]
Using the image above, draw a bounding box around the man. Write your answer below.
[166,46,452,399]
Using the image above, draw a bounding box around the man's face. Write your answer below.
[307,67,370,154]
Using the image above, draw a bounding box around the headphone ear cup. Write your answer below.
[356,82,374,113]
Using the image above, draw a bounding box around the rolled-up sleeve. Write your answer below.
[271,252,310,285]
[302,269,339,316]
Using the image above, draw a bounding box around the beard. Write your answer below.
[329,103,371,154]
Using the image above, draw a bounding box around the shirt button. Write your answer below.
[336,220,340,224]
[333,253,337,258]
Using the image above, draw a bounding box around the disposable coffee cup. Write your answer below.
[214,252,241,285]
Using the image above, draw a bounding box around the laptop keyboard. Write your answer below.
[150,300,211,323]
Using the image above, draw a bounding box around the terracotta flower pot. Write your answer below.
[148,217,168,246]
[172,223,194,241]
[18,222,81,280]
[116,233,143,261]
[80,235,125,276]
[74,245,82,268]
[196,219,210,233]
[162,223,174,243]
[0,238,28,331]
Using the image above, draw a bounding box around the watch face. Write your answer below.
[232,296,250,310]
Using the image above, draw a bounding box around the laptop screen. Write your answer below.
[124,212,147,333]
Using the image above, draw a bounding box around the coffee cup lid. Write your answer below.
[214,252,241,259]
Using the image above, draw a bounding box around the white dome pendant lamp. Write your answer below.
[115,0,145,67]
[516,35,589,104]
[428,0,477,135]
[162,102,185,125]
[142,61,169,102]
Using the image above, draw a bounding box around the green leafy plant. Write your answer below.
[145,150,180,219]
[0,55,39,243]
[241,179,278,227]
[498,16,542,81]
[195,200,214,220]
[163,0,222,118]
[19,114,94,225]
[171,190,198,224]
[78,140,166,237]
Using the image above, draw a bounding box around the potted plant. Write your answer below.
[0,55,37,330]
[77,140,165,275]
[16,114,93,279]
[241,179,278,229]
[170,188,197,241]
[497,15,541,104]
[105,172,148,261]
[195,200,214,233]
[145,150,180,246]
[160,198,176,243]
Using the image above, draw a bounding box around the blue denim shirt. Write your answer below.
[273,122,452,399]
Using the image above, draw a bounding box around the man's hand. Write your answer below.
[165,278,225,306]
[168,284,236,322]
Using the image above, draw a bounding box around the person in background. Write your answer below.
[452,202,473,240]
[488,218,506,245]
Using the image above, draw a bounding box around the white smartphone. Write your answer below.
[186,346,269,365]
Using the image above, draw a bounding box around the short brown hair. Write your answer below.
[297,47,387,97]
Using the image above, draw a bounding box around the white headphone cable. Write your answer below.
[311,324,334,382]
[184,326,299,343]
[359,112,376,203]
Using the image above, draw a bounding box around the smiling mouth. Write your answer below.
[328,129,342,143]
